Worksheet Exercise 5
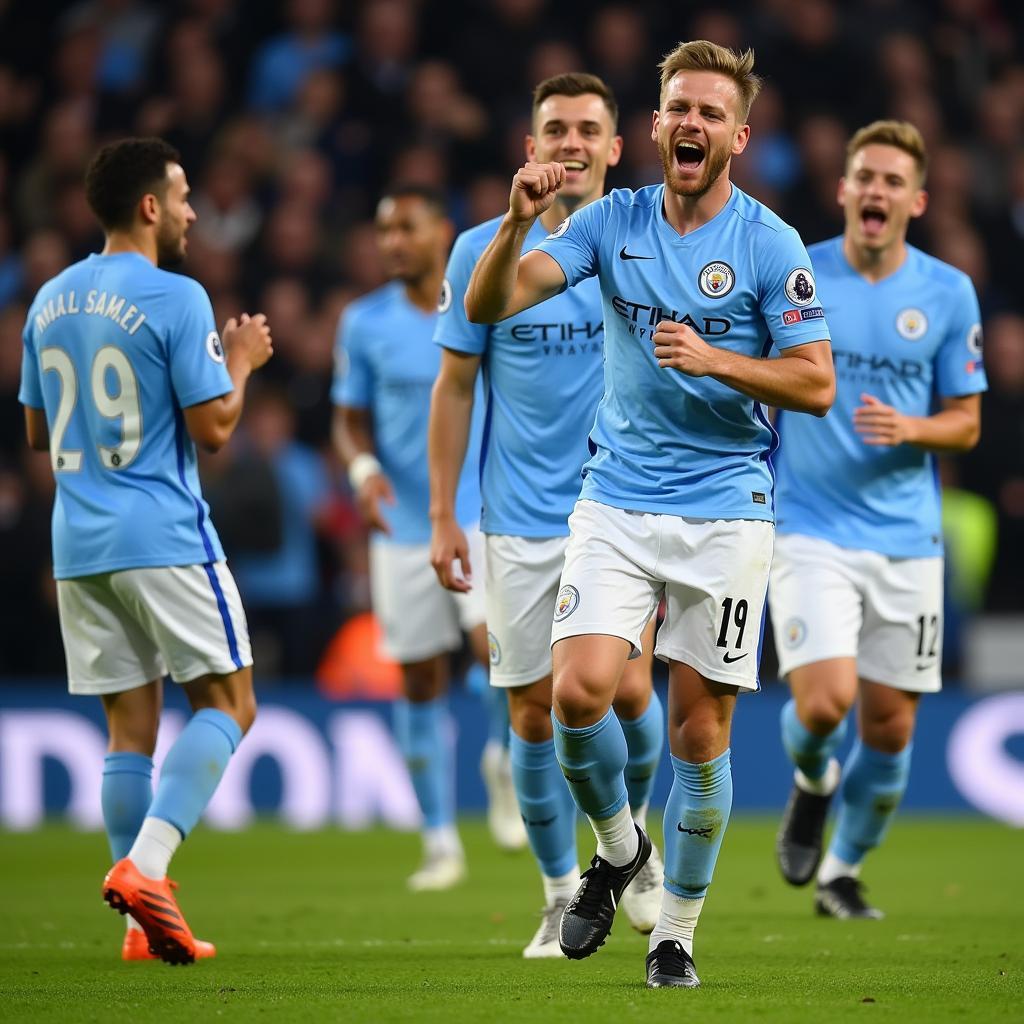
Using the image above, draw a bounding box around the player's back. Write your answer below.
[20,252,232,579]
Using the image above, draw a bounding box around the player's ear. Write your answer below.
[731,123,750,156]
[606,134,624,168]
[139,192,160,226]
[650,109,660,144]
[910,188,928,219]
[525,134,537,162]
[837,176,847,209]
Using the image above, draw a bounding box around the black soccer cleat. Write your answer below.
[776,782,833,886]
[815,876,885,919]
[645,939,701,989]
[558,823,652,960]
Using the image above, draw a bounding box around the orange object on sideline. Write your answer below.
[316,611,402,699]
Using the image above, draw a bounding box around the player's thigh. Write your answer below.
[484,532,567,688]
[659,517,774,692]
[769,533,863,681]
[369,539,461,662]
[666,659,738,763]
[56,574,166,695]
[857,678,921,753]
[550,499,663,660]
[453,524,487,634]
[110,562,253,684]
[859,555,944,694]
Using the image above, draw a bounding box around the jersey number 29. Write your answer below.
[41,345,142,472]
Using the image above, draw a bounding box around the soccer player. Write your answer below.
[18,137,273,965]
[465,41,835,988]
[332,185,524,893]
[429,73,666,958]
[770,120,986,919]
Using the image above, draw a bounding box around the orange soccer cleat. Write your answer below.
[121,927,216,961]
[103,858,197,965]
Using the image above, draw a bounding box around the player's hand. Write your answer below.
[854,393,915,446]
[509,161,566,224]
[430,516,473,593]
[357,473,395,535]
[652,320,718,377]
[223,312,273,371]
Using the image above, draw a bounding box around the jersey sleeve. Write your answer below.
[934,274,987,398]
[166,278,233,408]
[531,196,610,288]
[331,306,371,408]
[18,311,43,408]
[433,231,489,355]
[757,228,832,349]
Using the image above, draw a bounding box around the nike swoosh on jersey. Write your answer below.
[619,246,655,261]
[722,652,748,664]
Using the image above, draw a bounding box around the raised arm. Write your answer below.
[652,327,835,417]
[428,348,481,591]
[464,162,568,324]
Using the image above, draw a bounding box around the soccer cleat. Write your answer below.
[406,851,466,892]
[122,928,216,961]
[776,782,833,886]
[102,858,196,965]
[645,939,701,989]
[621,841,664,934]
[481,745,528,852]
[815,876,885,919]
[558,823,652,959]
[522,899,569,959]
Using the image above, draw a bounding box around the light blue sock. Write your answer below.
[552,708,628,820]
[830,739,913,866]
[663,750,733,898]
[618,690,664,814]
[101,752,153,861]
[781,698,847,781]
[393,697,453,829]
[483,681,510,749]
[148,708,242,838]
[508,732,577,877]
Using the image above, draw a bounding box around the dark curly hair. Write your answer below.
[84,137,181,231]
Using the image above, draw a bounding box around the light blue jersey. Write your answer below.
[332,281,482,544]
[19,252,232,579]
[534,184,830,520]
[775,237,987,558]
[435,216,605,537]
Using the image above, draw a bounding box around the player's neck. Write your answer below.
[843,233,908,284]
[403,268,444,313]
[102,229,157,266]
[661,176,733,237]
[540,189,604,232]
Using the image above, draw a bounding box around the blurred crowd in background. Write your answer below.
[1,0,1022,683]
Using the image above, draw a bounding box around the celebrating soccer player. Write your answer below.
[770,121,986,919]
[429,73,666,958]
[332,186,524,893]
[18,138,273,964]
[465,41,835,988]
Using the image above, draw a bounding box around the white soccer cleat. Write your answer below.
[481,744,528,852]
[620,840,664,934]
[523,899,569,959]
[406,852,467,892]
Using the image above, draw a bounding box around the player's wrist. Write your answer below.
[348,452,383,491]
[428,506,457,523]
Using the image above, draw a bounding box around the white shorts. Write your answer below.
[484,533,568,687]
[551,500,774,691]
[369,528,486,663]
[769,533,944,693]
[57,562,252,695]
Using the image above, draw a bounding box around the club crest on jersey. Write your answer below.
[966,323,982,356]
[206,331,225,363]
[438,278,453,314]
[698,261,735,298]
[547,216,572,239]
[783,617,807,649]
[896,308,928,341]
[553,584,580,622]
[784,268,815,306]
[487,632,501,666]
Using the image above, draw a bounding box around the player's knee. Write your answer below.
[797,692,848,735]
[612,683,650,721]
[234,691,257,735]
[108,718,159,757]
[509,698,553,743]
[552,672,611,728]
[861,711,914,754]
[669,704,731,763]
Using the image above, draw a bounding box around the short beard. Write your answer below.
[660,138,731,198]
[155,221,185,267]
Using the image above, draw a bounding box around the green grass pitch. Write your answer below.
[1,818,1020,1022]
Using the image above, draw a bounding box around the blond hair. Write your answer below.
[658,40,762,122]
[846,120,928,183]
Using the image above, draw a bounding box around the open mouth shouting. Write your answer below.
[860,204,888,238]
[674,139,705,174]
